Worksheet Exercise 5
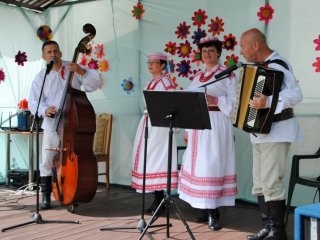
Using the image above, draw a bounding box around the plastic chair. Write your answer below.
[285,147,320,224]
[93,113,112,190]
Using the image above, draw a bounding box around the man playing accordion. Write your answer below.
[239,28,303,240]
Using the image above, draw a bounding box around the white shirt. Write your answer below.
[28,61,102,130]
[250,51,303,143]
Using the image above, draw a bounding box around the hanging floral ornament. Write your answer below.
[222,34,237,51]
[15,51,28,66]
[176,60,192,78]
[177,40,192,58]
[95,44,105,58]
[164,42,178,55]
[313,35,320,51]
[191,28,207,45]
[192,9,208,28]
[312,57,320,73]
[132,2,145,20]
[257,4,274,24]
[175,21,191,39]
[190,49,203,67]
[88,59,99,70]
[121,77,135,94]
[99,59,110,72]
[0,67,5,83]
[208,17,224,36]
[224,54,239,67]
[37,25,53,41]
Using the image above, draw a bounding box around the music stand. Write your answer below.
[139,90,211,240]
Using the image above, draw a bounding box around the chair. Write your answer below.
[285,147,320,224]
[93,113,113,190]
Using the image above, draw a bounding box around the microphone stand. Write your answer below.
[1,62,79,232]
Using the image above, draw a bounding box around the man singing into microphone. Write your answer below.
[28,40,102,210]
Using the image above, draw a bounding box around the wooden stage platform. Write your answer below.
[0,184,294,240]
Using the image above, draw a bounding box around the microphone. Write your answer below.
[215,62,243,79]
[46,60,55,74]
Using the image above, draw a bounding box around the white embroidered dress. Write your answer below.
[178,64,238,209]
[131,74,178,192]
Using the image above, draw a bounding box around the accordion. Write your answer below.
[233,64,284,134]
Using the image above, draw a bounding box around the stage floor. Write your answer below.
[0,184,294,240]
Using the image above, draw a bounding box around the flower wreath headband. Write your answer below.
[199,36,220,45]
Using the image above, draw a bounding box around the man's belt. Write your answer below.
[208,106,220,111]
[273,108,294,122]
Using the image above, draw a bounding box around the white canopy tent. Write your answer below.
[0,0,319,206]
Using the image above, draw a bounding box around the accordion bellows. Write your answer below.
[233,65,284,134]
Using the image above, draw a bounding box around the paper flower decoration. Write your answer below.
[17,98,29,110]
[95,44,105,58]
[312,57,320,73]
[177,40,192,58]
[88,59,99,69]
[0,68,5,83]
[99,59,109,72]
[313,35,320,51]
[121,77,134,94]
[192,9,208,28]
[192,28,207,45]
[208,17,225,36]
[191,49,203,67]
[176,60,192,77]
[79,54,88,66]
[257,4,274,24]
[132,2,145,20]
[15,51,28,66]
[175,21,191,39]
[223,34,237,51]
[224,54,239,67]
[37,25,53,41]
[164,42,177,55]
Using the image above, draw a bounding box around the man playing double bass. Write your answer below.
[28,40,102,210]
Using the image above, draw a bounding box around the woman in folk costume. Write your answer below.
[131,52,178,215]
[178,37,237,230]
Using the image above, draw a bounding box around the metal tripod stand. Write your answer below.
[138,113,195,240]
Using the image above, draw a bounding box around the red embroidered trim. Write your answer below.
[60,66,65,80]
[199,67,221,82]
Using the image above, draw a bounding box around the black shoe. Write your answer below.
[247,226,270,240]
[208,209,222,231]
[41,192,51,210]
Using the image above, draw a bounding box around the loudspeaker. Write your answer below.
[7,169,38,187]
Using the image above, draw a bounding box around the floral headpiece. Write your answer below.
[147,52,168,61]
[199,36,219,44]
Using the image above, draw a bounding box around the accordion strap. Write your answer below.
[273,108,294,122]
[260,59,289,70]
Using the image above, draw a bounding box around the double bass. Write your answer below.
[51,24,98,210]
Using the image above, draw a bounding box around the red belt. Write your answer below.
[208,106,220,111]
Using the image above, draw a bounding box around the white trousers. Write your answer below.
[252,142,290,202]
[40,130,60,177]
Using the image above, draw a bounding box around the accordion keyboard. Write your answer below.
[246,75,266,128]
